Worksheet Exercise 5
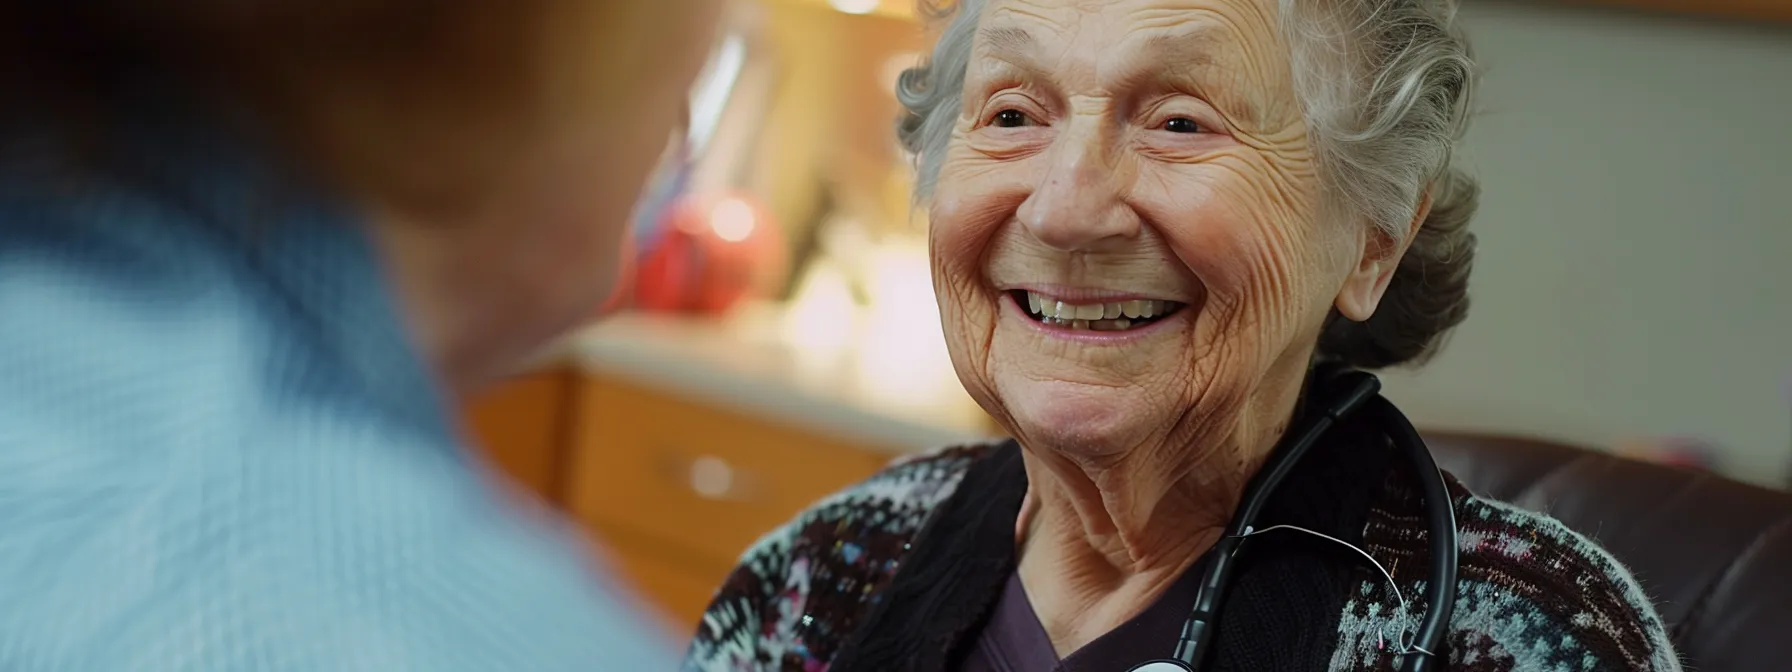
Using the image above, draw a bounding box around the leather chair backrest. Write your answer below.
[1424,432,1792,672]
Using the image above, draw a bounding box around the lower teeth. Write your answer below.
[1045,317,1134,331]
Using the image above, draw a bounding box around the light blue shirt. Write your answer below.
[0,116,676,670]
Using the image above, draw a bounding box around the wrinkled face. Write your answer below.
[931,0,1391,465]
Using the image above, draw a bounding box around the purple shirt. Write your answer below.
[957,560,1209,672]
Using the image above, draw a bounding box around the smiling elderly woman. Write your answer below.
[684,0,1680,670]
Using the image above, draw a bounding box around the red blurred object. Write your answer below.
[631,192,784,315]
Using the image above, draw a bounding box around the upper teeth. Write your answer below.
[1025,292,1168,320]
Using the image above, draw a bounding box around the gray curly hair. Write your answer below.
[896,0,1479,369]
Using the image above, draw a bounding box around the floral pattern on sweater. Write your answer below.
[684,443,1681,671]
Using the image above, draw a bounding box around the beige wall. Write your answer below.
[748,2,920,246]
[1379,4,1792,486]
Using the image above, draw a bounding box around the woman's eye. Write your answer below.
[992,109,1032,128]
[1163,117,1202,134]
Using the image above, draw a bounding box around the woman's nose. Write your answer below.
[1014,121,1140,252]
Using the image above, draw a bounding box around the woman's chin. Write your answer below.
[1000,380,1165,459]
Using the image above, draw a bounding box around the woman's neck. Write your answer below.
[1012,376,1308,657]
[1014,446,1239,655]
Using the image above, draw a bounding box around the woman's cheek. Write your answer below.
[928,193,997,330]
[1172,195,1329,363]
[928,165,1027,383]
[928,162,1029,264]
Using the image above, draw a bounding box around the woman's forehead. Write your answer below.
[982,0,1290,79]
[974,0,1294,121]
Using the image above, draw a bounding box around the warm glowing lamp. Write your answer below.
[829,0,880,14]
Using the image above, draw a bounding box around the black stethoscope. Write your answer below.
[1127,366,1459,672]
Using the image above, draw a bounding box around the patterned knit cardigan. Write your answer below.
[684,442,1682,671]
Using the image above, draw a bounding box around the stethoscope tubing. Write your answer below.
[1368,394,1458,672]
[1159,370,1459,672]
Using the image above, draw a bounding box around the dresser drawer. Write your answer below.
[464,367,579,503]
[565,375,891,565]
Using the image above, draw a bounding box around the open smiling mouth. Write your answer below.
[1008,290,1187,332]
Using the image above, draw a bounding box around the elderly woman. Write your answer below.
[0,1,717,668]
[685,0,1681,670]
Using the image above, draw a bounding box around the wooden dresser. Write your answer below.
[460,313,997,641]
[464,366,888,636]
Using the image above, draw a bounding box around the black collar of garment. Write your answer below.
[831,411,1397,672]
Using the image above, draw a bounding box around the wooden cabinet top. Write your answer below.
[530,305,1000,454]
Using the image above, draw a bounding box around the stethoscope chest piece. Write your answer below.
[1126,660,1193,672]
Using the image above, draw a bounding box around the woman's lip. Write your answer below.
[1000,291,1187,343]
[998,284,1187,304]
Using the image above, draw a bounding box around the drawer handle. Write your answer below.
[655,450,759,502]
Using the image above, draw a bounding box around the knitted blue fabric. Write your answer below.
[0,117,674,670]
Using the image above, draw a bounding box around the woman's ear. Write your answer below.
[1334,191,1431,321]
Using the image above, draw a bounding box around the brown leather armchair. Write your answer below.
[1424,432,1792,671]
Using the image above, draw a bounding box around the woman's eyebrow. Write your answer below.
[978,25,1037,60]
[1137,32,1221,72]
[973,25,1055,82]
[1122,30,1261,123]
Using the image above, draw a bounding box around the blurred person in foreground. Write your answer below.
[0,2,718,669]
